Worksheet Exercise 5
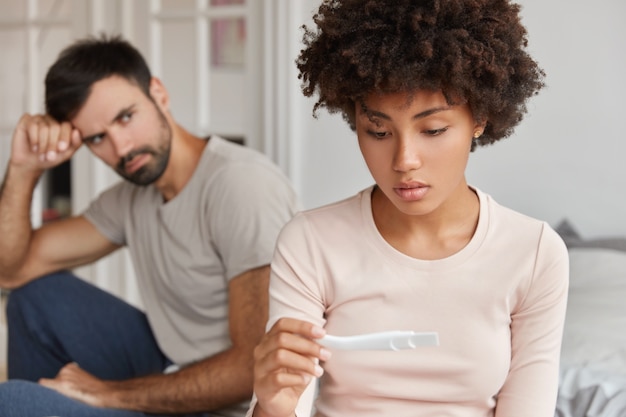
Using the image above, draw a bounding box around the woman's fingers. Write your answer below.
[253,318,331,417]
[267,317,326,343]
[255,341,323,381]
[257,318,330,361]
[254,318,332,385]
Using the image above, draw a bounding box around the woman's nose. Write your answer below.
[392,137,422,172]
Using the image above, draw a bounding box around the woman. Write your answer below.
[250,0,569,416]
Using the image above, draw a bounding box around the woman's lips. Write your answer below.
[394,183,430,201]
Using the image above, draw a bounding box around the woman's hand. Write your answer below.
[252,318,331,417]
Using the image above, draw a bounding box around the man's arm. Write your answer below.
[0,159,42,283]
[0,114,120,288]
[41,264,270,413]
[0,214,122,288]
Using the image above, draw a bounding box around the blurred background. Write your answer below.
[0,0,625,378]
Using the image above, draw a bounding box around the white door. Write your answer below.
[0,0,92,227]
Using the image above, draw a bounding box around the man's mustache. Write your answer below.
[117,147,154,171]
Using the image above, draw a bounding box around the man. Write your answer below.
[0,35,299,417]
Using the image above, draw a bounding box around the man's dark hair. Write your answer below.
[45,34,152,121]
[297,0,545,148]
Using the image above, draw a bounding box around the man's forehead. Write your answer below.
[88,76,142,101]
[72,77,142,127]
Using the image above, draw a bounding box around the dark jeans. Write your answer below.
[0,271,206,417]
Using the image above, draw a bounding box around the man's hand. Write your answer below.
[39,363,115,409]
[11,114,82,173]
[0,114,84,285]
[34,266,273,414]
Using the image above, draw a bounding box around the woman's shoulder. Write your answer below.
[303,187,370,215]
[280,187,373,238]
[477,188,566,252]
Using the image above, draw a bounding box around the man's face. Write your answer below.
[71,75,172,186]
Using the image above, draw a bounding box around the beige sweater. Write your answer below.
[250,186,569,417]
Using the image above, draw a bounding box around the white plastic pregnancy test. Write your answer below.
[318,330,439,351]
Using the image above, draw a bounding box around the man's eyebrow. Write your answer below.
[361,106,452,121]
[110,105,135,124]
[81,105,135,143]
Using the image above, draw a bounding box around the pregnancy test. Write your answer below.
[318,330,439,351]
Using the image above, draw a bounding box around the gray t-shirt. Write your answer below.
[84,136,299,367]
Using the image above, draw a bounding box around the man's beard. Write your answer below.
[116,108,172,186]
[116,144,170,185]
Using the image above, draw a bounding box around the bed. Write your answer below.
[555,220,626,417]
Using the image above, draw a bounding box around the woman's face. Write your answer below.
[355,90,483,218]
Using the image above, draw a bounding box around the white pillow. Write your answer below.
[568,247,626,289]
[561,248,626,373]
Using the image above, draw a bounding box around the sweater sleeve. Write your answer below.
[248,213,326,417]
[495,223,569,417]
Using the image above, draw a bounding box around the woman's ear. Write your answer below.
[473,119,487,137]
[149,77,170,111]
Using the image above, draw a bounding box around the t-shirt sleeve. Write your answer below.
[82,181,130,246]
[208,161,299,281]
[495,223,569,417]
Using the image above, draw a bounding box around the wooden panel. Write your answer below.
[160,0,197,12]
[35,0,71,19]
[0,0,25,21]
[0,29,27,127]
[159,19,199,133]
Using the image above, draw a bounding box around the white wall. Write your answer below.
[292,0,626,239]
[467,0,626,238]
[292,1,373,210]
[298,97,373,208]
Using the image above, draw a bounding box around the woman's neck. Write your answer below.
[371,184,480,260]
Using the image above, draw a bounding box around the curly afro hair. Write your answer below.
[297,0,545,148]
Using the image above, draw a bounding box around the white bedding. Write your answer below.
[561,248,626,373]
[557,247,626,417]
[557,367,626,417]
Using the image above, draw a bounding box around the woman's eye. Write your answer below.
[120,112,133,123]
[424,127,448,136]
[367,130,390,140]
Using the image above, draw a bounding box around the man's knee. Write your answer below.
[0,379,41,402]
[0,380,81,416]
[7,270,77,303]
[6,270,78,323]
